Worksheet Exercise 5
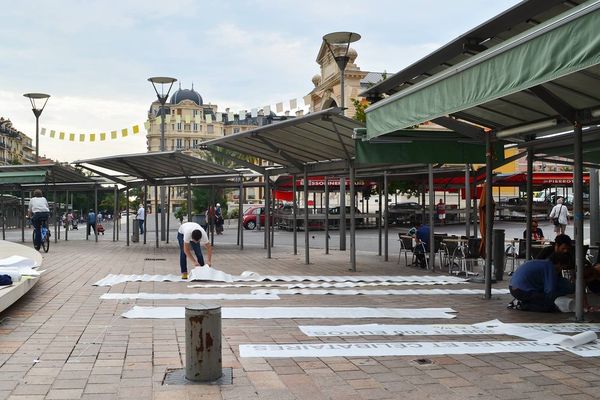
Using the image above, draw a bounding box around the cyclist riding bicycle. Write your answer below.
[28,189,50,250]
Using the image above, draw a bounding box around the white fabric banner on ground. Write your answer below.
[101,293,279,300]
[239,341,558,358]
[473,319,598,347]
[234,272,467,284]
[95,273,468,286]
[300,323,600,337]
[188,266,234,282]
[0,256,37,269]
[93,274,183,286]
[560,340,600,357]
[187,281,467,289]
[122,306,457,319]
[250,288,510,296]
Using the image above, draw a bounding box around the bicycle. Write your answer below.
[32,218,50,253]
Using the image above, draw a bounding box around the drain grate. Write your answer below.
[163,368,233,386]
[144,258,167,261]
[413,358,434,365]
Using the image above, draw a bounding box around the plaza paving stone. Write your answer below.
[1,232,600,399]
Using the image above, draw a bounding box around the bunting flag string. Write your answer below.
[38,95,312,144]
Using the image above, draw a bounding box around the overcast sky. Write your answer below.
[0,0,521,162]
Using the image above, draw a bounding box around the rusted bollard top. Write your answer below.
[185,303,221,313]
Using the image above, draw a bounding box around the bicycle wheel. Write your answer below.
[32,231,39,250]
[42,229,50,253]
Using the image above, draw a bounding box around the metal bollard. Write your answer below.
[185,304,222,382]
[493,228,506,281]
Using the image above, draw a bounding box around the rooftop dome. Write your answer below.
[170,86,203,105]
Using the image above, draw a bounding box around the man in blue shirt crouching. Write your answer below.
[509,234,574,312]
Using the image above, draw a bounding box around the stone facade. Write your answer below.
[0,118,35,165]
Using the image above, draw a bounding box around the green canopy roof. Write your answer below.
[365,1,600,139]
[0,171,46,184]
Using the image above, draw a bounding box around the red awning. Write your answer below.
[274,175,377,191]
[493,172,589,187]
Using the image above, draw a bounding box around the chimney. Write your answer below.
[295,110,304,117]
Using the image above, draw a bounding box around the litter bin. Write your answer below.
[493,228,506,281]
[132,219,139,242]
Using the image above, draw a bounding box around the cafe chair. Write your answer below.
[398,233,414,266]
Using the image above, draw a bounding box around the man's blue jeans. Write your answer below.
[138,219,144,234]
[32,212,49,248]
[177,233,205,273]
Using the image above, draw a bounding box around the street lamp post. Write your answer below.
[148,76,177,242]
[23,93,50,164]
[322,31,361,116]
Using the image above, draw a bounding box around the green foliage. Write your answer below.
[191,187,227,215]
[99,192,127,214]
[174,203,187,223]
[351,98,367,123]
[388,180,420,199]
[229,208,239,219]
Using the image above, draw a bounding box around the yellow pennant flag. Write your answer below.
[90,133,96,142]
[111,131,117,139]
[69,133,75,141]
[132,125,140,134]
[41,128,46,136]
[59,132,65,140]
[175,115,181,124]
[121,128,128,137]
[194,115,201,124]
[50,130,56,138]
[154,118,161,126]
[165,115,171,124]
[79,134,85,142]
[184,114,191,124]
[144,121,150,131]
[100,132,106,141]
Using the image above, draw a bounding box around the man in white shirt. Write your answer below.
[136,205,145,234]
[549,197,569,236]
[28,189,50,250]
[177,222,212,279]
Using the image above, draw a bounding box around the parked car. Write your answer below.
[387,202,423,225]
[242,205,271,230]
[328,206,364,226]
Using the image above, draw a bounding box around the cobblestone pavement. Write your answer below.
[1,233,600,400]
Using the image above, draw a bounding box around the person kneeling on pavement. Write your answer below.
[177,222,212,280]
[413,222,430,268]
[509,234,574,312]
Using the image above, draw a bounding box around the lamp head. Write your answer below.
[23,93,50,114]
[148,76,177,103]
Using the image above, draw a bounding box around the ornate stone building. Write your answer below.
[145,86,288,211]
[0,118,35,165]
[306,44,385,117]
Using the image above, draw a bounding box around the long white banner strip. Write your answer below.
[239,341,558,358]
[561,340,600,357]
[235,271,468,283]
[187,281,467,289]
[299,323,600,337]
[94,274,183,286]
[95,273,467,286]
[122,306,457,319]
[0,256,37,268]
[250,288,510,296]
[473,319,598,347]
[101,293,280,300]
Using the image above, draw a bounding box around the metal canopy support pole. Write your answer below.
[472,165,478,238]
[154,185,159,248]
[324,175,329,254]
[143,185,148,245]
[588,174,600,249]
[65,190,69,242]
[384,171,389,261]
[428,164,435,271]
[21,189,25,243]
[574,123,585,321]
[265,171,271,259]
[484,134,493,299]
[126,186,130,246]
[160,104,166,243]
[271,184,275,248]
[210,186,215,246]
[304,166,310,265]
[378,177,382,257]
[94,186,98,242]
[465,165,471,237]
[292,174,298,255]
[54,190,58,243]
[113,186,117,242]
[339,175,346,250]
[239,181,244,249]
[349,164,356,272]
[166,186,171,244]
[526,148,534,260]
[187,182,192,222]
[1,191,4,240]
